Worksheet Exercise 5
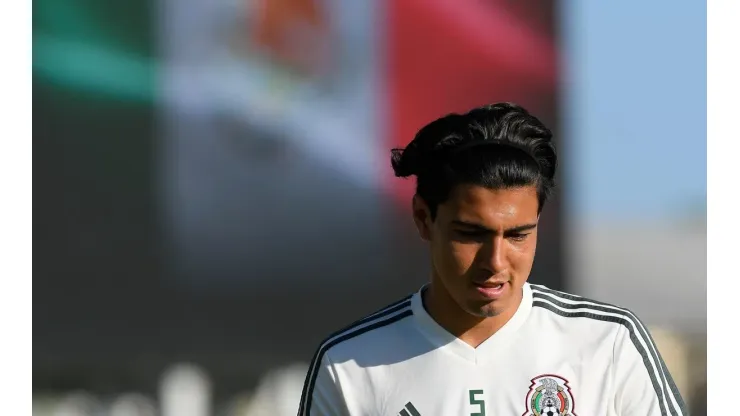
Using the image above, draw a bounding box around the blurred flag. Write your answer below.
[157,0,564,292]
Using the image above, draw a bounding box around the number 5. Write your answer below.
[469,389,485,416]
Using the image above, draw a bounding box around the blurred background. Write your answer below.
[33,0,706,415]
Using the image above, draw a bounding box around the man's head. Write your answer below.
[391,103,557,319]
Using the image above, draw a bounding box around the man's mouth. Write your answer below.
[473,281,508,299]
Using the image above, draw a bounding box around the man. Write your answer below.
[298,103,687,416]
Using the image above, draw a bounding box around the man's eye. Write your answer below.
[508,233,529,241]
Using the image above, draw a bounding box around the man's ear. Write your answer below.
[412,194,432,242]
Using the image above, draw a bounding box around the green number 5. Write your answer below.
[469,389,485,416]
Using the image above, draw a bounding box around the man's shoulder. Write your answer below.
[528,283,648,333]
[314,292,416,360]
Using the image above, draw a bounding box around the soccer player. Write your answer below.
[297,103,687,416]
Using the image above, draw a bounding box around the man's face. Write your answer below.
[414,184,540,318]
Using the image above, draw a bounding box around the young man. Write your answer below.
[298,103,687,416]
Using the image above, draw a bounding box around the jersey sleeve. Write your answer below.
[297,350,350,416]
[612,321,688,416]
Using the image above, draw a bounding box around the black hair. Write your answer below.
[390,102,557,219]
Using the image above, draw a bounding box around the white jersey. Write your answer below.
[298,283,687,416]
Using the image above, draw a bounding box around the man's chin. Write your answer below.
[464,300,506,318]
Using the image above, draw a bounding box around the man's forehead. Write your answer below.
[445,186,539,220]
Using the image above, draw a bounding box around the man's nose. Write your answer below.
[479,235,507,274]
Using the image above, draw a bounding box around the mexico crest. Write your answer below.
[522,374,577,416]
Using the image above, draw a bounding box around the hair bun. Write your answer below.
[390,143,420,177]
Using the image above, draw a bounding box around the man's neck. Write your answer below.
[422,279,522,348]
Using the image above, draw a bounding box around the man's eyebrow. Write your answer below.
[451,220,537,233]
[451,220,491,231]
[506,223,538,233]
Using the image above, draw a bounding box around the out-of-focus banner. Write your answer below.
[34,0,562,391]
[160,0,563,293]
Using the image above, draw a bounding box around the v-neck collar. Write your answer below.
[410,282,533,365]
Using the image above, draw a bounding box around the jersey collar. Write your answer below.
[410,282,533,365]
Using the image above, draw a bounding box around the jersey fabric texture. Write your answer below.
[298,283,687,416]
